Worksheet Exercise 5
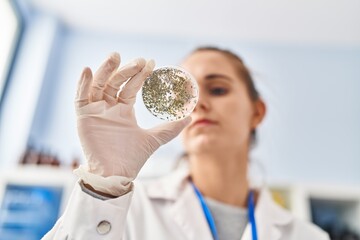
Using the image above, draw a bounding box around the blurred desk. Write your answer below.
[0,166,76,239]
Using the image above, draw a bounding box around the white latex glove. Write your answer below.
[74,53,191,192]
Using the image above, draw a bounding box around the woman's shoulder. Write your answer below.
[256,188,329,240]
[133,167,191,200]
[287,217,330,240]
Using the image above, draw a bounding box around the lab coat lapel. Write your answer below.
[241,188,293,240]
[169,183,214,240]
[146,166,213,240]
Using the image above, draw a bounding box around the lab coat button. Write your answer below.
[97,220,111,235]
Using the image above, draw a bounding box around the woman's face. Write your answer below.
[180,50,264,154]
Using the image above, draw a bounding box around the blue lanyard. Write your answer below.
[192,183,258,240]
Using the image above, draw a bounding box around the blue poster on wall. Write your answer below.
[0,184,63,240]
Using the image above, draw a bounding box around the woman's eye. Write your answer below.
[210,87,228,96]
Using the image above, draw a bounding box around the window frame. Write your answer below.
[0,0,24,109]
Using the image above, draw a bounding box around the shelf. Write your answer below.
[269,182,360,239]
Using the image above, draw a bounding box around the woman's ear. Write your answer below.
[251,98,266,129]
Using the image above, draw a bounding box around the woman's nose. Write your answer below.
[193,92,210,112]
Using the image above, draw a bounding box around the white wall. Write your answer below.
[22,25,360,184]
[0,12,61,171]
[1,11,360,185]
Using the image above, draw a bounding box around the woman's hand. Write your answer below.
[75,53,191,179]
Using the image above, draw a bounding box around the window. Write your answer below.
[0,0,22,105]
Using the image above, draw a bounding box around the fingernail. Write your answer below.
[134,58,146,69]
[83,67,92,79]
[147,59,156,69]
[108,52,120,66]
[110,52,120,61]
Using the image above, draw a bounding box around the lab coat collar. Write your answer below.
[146,166,293,240]
[241,186,293,240]
[146,166,214,239]
[145,165,190,200]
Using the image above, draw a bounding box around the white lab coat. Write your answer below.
[43,167,329,240]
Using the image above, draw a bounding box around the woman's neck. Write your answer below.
[189,150,249,208]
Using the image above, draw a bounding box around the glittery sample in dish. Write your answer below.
[142,66,199,121]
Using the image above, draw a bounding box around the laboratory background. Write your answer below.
[0,0,359,239]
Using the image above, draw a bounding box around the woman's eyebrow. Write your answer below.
[205,73,232,81]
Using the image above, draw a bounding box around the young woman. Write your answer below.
[44,47,329,240]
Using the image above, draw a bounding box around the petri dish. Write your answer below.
[142,66,199,121]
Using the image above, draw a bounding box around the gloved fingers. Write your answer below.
[90,52,120,102]
[118,59,155,102]
[75,67,93,108]
[148,116,192,146]
[103,58,146,104]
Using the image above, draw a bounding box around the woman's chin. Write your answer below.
[186,135,219,152]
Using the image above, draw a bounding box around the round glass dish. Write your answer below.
[142,66,199,121]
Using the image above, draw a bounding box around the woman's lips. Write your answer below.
[192,119,217,127]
